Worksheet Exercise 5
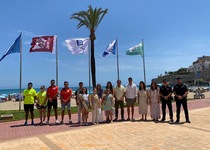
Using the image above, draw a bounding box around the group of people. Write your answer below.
[22,77,191,126]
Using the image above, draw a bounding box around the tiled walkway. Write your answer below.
[0,99,210,150]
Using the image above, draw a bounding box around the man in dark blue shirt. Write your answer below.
[159,79,173,123]
[173,78,191,123]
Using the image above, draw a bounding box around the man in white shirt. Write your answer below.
[113,79,126,121]
[125,77,137,121]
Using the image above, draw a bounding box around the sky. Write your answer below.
[0,0,210,89]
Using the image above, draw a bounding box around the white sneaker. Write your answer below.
[55,120,59,124]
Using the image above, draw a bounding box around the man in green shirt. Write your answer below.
[23,82,37,125]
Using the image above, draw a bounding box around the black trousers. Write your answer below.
[115,100,124,119]
[161,100,173,120]
[175,99,189,121]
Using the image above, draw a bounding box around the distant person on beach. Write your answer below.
[173,78,191,123]
[148,81,160,121]
[159,79,174,123]
[23,82,37,125]
[125,77,137,121]
[75,82,83,124]
[36,85,47,125]
[46,79,59,124]
[90,87,100,124]
[104,88,114,123]
[60,81,73,124]
[80,87,89,125]
[138,81,148,121]
[113,79,126,121]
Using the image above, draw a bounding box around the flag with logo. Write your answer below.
[65,38,89,54]
[126,42,143,56]
[29,35,57,53]
[0,33,21,62]
[102,39,117,57]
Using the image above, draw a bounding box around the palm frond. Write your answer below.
[70,5,108,32]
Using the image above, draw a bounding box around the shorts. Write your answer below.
[126,98,135,106]
[61,102,71,111]
[24,104,34,112]
[36,104,47,109]
[47,100,58,109]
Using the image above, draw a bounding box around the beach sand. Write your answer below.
[0,92,210,111]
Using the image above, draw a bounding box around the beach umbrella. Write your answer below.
[0,95,6,99]
[1,94,8,97]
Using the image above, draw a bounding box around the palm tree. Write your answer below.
[71,5,108,87]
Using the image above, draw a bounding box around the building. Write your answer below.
[153,56,210,86]
[188,56,210,72]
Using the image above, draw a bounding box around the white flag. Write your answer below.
[65,38,89,54]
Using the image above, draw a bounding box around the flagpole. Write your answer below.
[19,32,22,111]
[116,38,119,80]
[88,40,91,94]
[142,39,146,85]
[55,34,58,86]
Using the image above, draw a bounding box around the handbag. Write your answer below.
[98,108,104,122]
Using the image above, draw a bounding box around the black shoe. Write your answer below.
[175,120,180,123]
[113,118,118,121]
[160,119,165,122]
[169,120,174,123]
[186,120,191,123]
[121,118,125,121]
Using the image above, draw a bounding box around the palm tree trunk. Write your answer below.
[91,39,96,87]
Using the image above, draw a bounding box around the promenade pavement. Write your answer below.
[0,99,210,150]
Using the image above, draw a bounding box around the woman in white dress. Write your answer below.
[90,87,101,124]
[138,81,148,120]
[148,81,161,121]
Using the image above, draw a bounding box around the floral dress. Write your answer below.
[149,89,160,119]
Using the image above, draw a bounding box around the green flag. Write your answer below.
[126,42,143,55]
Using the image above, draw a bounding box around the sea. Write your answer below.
[0,85,144,96]
[0,86,105,96]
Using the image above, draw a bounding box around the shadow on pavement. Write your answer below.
[169,122,185,125]
[10,124,29,128]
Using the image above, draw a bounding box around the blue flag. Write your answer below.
[102,39,117,57]
[0,33,21,62]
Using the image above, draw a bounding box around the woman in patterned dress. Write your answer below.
[104,88,114,123]
[148,81,160,121]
